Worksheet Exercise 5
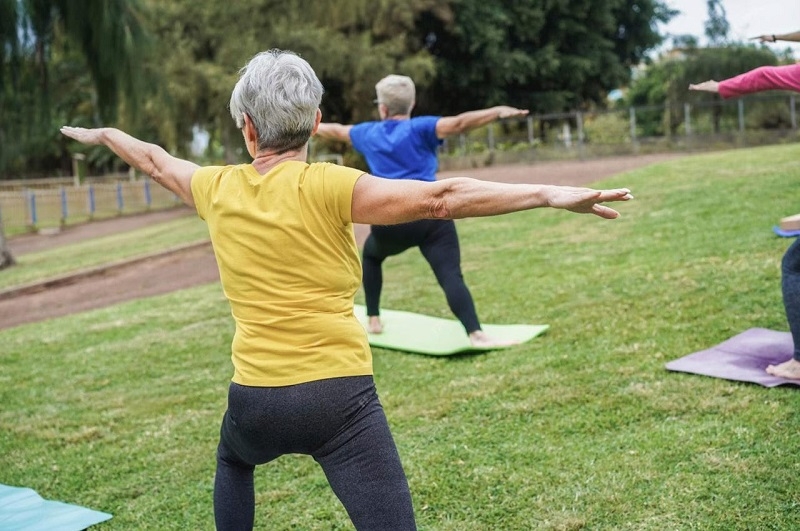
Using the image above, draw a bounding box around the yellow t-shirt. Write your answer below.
[191,161,371,386]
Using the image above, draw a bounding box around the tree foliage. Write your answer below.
[139,0,450,162]
[704,0,729,46]
[416,0,676,115]
[0,0,150,177]
[1,0,677,176]
[0,0,151,268]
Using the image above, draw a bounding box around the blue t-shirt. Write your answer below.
[349,116,442,182]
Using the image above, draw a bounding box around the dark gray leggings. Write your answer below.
[213,376,415,530]
[362,219,481,333]
[782,238,800,360]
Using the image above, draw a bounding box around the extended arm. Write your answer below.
[752,31,800,43]
[435,106,529,139]
[688,80,720,93]
[60,127,198,207]
[689,64,800,99]
[351,174,632,226]
[315,122,354,144]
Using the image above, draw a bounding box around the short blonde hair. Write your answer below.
[375,75,415,116]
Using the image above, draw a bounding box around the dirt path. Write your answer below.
[1,154,681,331]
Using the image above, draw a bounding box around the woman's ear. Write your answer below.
[242,113,258,157]
[311,109,322,135]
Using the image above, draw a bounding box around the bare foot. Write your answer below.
[367,316,383,334]
[766,358,800,379]
[469,330,519,348]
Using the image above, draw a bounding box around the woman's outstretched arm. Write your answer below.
[61,126,199,207]
[351,174,633,226]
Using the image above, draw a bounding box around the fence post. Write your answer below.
[144,180,152,209]
[527,116,534,144]
[487,123,495,152]
[684,103,692,137]
[71,153,86,187]
[576,112,585,159]
[60,186,68,224]
[116,182,124,212]
[629,107,639,154]
[737,99,745,133]
[27,190,37,227]
[791,95,797,130]
[88,185,95,218]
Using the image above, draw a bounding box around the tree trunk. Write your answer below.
[0,212,16,270]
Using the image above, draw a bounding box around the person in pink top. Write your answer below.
[688,64,800,98]
[689,30,800,98]
[689,33,800,380]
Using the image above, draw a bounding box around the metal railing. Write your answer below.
[4,92,799,235]
[1,178,182,235]
[433,92,800,170]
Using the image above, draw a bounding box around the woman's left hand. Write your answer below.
[61,126,106,145]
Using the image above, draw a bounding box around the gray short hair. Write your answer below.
[375,75,415,116]
[229,49,323,153]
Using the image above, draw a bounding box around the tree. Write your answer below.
[416,0,677,116]
[0,0,150,176]
[141,0,451,164]
[0,0,149,270]
[704,0,730,46]
[1,0,453,172]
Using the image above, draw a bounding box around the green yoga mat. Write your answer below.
[0,484,111,530]
[353,304,548,356]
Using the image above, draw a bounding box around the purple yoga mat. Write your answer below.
[665,328,800,388]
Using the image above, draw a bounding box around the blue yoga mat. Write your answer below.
[0,484,112,530]
[773,225,800,238]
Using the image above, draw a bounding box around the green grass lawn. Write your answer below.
[2,145,800,529]
[0,215,210,290]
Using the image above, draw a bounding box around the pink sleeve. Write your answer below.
[718,64,800,99]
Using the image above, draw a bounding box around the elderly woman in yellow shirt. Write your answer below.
[61,49,632,530]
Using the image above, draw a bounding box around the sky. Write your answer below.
[659,0,800,56]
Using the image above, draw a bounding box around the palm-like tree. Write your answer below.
[1,0,148,119]
[0,0,148,270]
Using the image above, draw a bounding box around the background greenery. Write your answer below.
[0,0,676,178]
[1,145,799,529]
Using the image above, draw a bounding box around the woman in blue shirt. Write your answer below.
[317,74,529,347]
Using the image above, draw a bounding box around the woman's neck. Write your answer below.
[251,146,307,174]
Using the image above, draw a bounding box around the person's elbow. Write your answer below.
[152,157,197,207]
[435,118,465,138]
[424,180,458,219]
